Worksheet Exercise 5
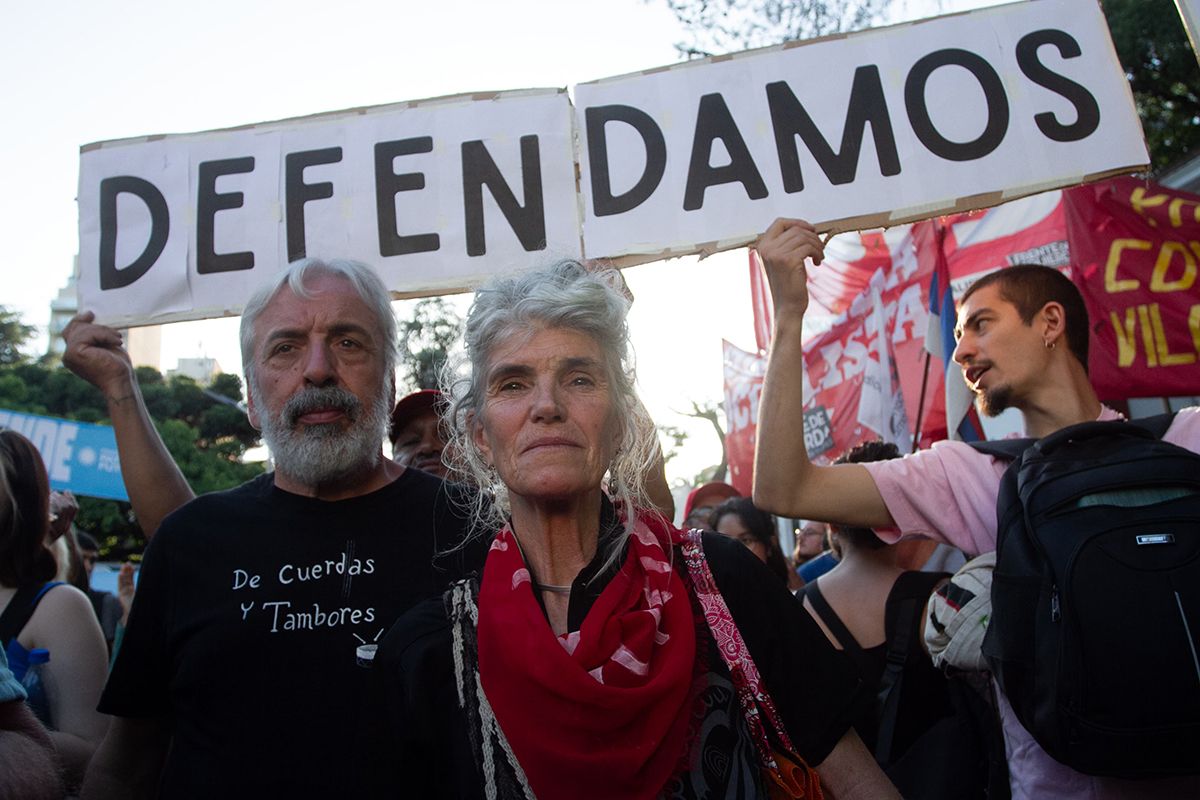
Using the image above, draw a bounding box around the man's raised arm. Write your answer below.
[63,313,194,538]
[751,218,894,529]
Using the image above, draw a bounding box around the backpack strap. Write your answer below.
[968,438,1034,462]
[970,411,1178,463]
[874,572,949,766]
[802,579,874,678]
[1127,411,1177,439]
[0,582,64,646]
[875,593,919,766]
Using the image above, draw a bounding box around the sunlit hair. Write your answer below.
[709,496,790,585]
[832,439,901,550]
[0,430,58,587]
[960,264,1090,373]
[239,258,399,384]
[443,260,660,565]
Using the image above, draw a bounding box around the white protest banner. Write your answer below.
[575,0,1147,262]
[78,1,1147,328]
[78,89,580,327]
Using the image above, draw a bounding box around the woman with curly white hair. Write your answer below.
[377,260,896,799]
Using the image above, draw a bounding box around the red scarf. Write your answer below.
[477,510,696,800]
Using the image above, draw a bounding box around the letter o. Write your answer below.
[905,49,1010,162]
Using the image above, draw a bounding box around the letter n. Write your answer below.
[461,135,546,257]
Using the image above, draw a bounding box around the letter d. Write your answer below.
[99,176,169,290]
[584,105,666,217]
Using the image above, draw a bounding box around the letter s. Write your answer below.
[1016,29,1100,142]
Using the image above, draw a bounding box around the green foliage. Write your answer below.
[398,298,463,392]
[1102,0,1200,173]
[209,372,245,402]
[0,356,264,559]
[658,0,892,58]
[0,306,37,366]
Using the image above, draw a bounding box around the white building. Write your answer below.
[169,357,223,385]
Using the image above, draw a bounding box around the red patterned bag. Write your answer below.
[680,529,824,800]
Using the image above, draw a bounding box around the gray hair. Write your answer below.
[239,258,399,384]
[443,260,660,561]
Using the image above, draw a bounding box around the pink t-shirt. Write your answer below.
[863,405,1200,799]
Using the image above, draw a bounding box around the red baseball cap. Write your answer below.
[388,389,444,445]
[682,481,741,524]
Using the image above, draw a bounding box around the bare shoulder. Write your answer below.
[27,584,101,642]
[34,583,94,615]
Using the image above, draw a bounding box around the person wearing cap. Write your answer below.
[681,480,740,529]
[389,389,450,479]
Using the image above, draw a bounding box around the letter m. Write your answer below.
[767,66,900,192]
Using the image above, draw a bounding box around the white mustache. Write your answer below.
[283,386,360,426]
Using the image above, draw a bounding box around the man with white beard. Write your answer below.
[71,259,485,800]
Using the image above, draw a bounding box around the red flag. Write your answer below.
[1064,177,1200,399]
[748,250,773,355]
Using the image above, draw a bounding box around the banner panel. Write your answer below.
[1065,177,1200,399]
[78,89,580,327]
[576,0,1145,261]
[0,410,128,501]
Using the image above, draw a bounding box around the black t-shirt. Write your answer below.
[377,528,868,799]
[99,469,488,799]
[800,569,953,763]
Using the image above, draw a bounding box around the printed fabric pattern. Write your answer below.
[475,512,697,800]
[681,529,824,799]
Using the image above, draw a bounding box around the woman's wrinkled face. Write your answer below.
[473,326,620,506]
[716,513,768,563]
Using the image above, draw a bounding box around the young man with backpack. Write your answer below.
[752,217,1200,799]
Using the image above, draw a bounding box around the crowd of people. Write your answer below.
[0,215,1196,799]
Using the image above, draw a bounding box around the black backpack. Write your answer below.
[971,414,1200,778]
